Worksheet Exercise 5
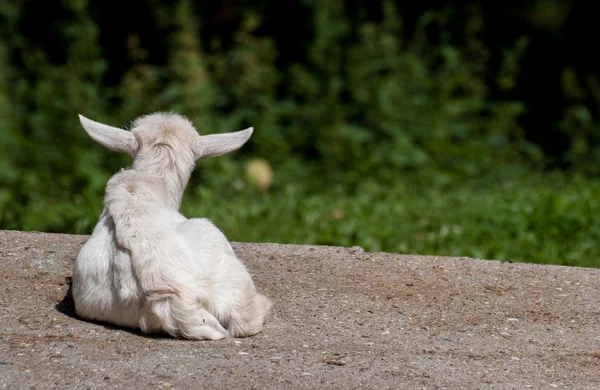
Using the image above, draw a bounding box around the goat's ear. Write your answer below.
[78,114,138,157]
[193,127,253,159]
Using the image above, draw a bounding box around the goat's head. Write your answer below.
[78,113,253,171]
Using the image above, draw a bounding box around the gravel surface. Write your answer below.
[1,229,599,389]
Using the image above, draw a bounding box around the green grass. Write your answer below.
[5,162,598,268]
[181,168,600,268]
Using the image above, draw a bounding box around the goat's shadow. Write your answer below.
[55,277,77,319]
[54,277,172,340]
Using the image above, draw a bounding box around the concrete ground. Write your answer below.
[1,229,599,389]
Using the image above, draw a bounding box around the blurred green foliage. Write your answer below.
[0,0,598,267]
[188,169,600,268]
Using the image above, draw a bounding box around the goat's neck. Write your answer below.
[132,165,192,211]
[161,171,189,210]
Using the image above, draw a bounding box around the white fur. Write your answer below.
[72,113,271,340]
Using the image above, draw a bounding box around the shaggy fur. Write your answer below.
[72,113,271,340]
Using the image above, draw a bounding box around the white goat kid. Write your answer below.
[72,113,271,340]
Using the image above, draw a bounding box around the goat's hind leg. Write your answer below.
[146,294,229,341]
[178,307,229,341]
